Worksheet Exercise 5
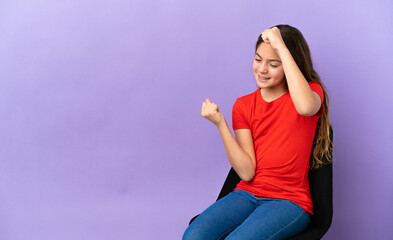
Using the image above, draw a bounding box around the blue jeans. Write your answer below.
[183,190,310,240]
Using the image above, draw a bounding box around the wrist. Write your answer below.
[216,117,227,129]
[276,45,290,58]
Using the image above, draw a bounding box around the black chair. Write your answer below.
[189,126,333,240]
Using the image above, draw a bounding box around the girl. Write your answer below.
[183,24,332,240]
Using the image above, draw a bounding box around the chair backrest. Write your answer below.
[295,126,333,236]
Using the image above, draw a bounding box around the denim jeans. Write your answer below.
[183,190,310,240]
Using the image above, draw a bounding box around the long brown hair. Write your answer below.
[255,24,333,170]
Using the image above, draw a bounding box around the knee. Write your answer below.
[182,224,205,240]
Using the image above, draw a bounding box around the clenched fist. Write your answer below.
[261,27,286,52]
[201,98,225,126]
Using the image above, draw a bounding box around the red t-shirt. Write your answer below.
[232,81,324,215]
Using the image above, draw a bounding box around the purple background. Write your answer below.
[1,0,392,239]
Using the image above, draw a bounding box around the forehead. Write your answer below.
[256,42,280,59]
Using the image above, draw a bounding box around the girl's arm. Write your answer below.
[201,98,256,182]
[217,121,256,182]
[276,47,321,116]
[262,27,321,116]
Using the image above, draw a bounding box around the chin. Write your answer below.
[256,82,269,89]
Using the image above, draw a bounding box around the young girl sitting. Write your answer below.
[183,24,333,240]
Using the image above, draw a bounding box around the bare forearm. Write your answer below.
[215,118,255,182]
[277,47,316,115]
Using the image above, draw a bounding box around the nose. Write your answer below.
[258,62,268,74]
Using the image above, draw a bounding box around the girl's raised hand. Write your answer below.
[261,27,286,52]
[201,98,225,126]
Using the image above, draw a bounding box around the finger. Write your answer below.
[261,32,269,42]
[208,104,214,111]
[209,104,219,113]
[206,98,211,103]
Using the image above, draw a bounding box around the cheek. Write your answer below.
[271,68,285,79]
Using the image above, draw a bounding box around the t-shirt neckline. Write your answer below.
[257,89,289,104]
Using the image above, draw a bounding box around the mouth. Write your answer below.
[258,75,270,81]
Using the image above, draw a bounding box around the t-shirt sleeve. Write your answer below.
[232,99,250,130]
[309,81,324,117]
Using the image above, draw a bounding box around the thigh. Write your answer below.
[225,199,310,240]
[182,190,256,240]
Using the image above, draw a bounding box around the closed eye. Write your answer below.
[255,59,278,67]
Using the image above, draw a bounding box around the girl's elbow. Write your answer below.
[296,105,319,117]
[297,96,322,116]
[298,110,315,117]
[238,156,256,182]
[244,173,255,182]
[242,168,256,182]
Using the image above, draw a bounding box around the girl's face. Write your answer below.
[253,42,286,92]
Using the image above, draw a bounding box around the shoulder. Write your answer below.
[308,81,322,91]
[308,81,324,108]
[308,81,321,88]
[235,89,259,105]
[308,81,323,97]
